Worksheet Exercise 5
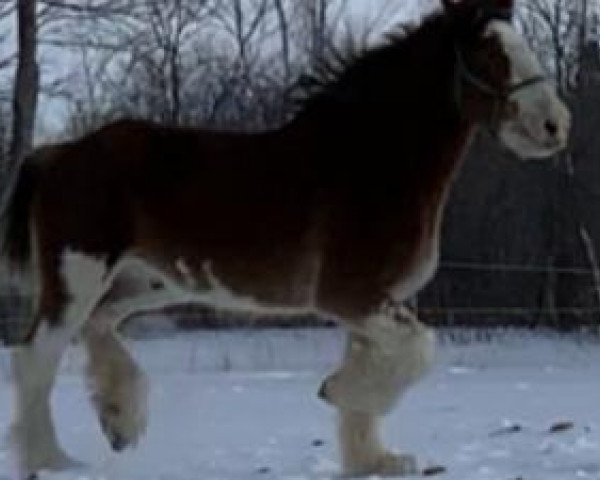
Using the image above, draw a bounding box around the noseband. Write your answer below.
[453,44,548,130]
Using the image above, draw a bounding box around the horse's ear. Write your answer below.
[490,0,514,20]
[441,0,462,10]
[495,0,514,9]
[444,0,514,32]
[442,0,514,14]
[443,0,514,7]
[441,0,480,15]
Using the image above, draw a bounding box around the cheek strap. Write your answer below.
[453,45,548,133]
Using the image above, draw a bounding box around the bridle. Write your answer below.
[455,46,548,97]
[452,17,549,131]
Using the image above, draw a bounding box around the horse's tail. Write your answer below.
[0,155,40,345]
[1,158,38,269]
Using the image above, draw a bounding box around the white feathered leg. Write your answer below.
[10,251,108,479]
[85,324,149,452]
[83,258,187,452]
[10,325,83,478]
[320,307,435,477]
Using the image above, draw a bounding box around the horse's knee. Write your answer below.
[320,309,435,414]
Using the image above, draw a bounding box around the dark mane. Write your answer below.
[295,3,510,118]
[297,10,453,111]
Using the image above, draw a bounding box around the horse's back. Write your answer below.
[28,119,213,258]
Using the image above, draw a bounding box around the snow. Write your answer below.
[1,328,600,480]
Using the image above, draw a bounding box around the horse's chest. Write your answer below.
[390,244,439,301]
[389,223,441,302]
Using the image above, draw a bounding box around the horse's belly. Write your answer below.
[171,256,320,316]
[192,283,316,317]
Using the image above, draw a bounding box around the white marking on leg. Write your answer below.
[85,328,149,451]
[338,410,417,477]
[60,250,108,325]
[10,250,108,477]
[325,310,435,413]
[322,309,435,477]
[10,324,83,477]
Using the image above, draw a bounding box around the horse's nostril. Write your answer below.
[544,120,558,137]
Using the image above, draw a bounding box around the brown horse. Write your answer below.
[1,0,569,477]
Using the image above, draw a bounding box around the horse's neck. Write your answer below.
[415,120,477,201]
[280,29,477,211]
[295,57,472,194]
[383,119,476,221]
[293,100,476,209]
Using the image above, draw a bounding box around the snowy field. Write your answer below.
[1,328,600,480]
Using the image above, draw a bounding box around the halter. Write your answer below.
[453,40,548,131]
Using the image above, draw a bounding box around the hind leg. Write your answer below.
[10,324,83,478]
[10,251,108,478]
[319,307,435,477]
[83,257,189,451]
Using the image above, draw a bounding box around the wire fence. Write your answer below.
[439,261,599,275]
[413,261,600,330]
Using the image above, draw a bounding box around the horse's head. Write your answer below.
[443,0,571,158]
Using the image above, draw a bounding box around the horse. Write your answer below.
[1,0,570,477]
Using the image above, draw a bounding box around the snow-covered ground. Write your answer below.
[1,328,600,480]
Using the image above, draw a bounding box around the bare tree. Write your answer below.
[8,0,39,171]
[0,2,15,169]
[272,0,290,82]
[518,0,600,93]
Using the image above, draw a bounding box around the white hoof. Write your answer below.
[91,370,149,452]
[10,434,86,480]
[344,452,418,478]
[44,452,87,472]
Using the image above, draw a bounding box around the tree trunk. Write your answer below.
[9,0,39,169]
[1,0,38,214]
[273,0,290,82]
[306,0,327,67]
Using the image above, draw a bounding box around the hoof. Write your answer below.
[110,433,129,452]
[16,453,87,480]
[375,452,418,477]
[98,408,145,453]
[49,454,87,472]
[344,452,418,478]
[92,372,149,453]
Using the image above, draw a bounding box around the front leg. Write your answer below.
[85,328,149,452]
[319,307,435,477]
[338,411,418,477]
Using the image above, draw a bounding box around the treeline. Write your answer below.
[0,0,408,141]
[421,40,600,332]
[1,0,600,331]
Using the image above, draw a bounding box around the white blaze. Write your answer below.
[485,20,571,158]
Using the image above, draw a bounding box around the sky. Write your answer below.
[0,0,439,140]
